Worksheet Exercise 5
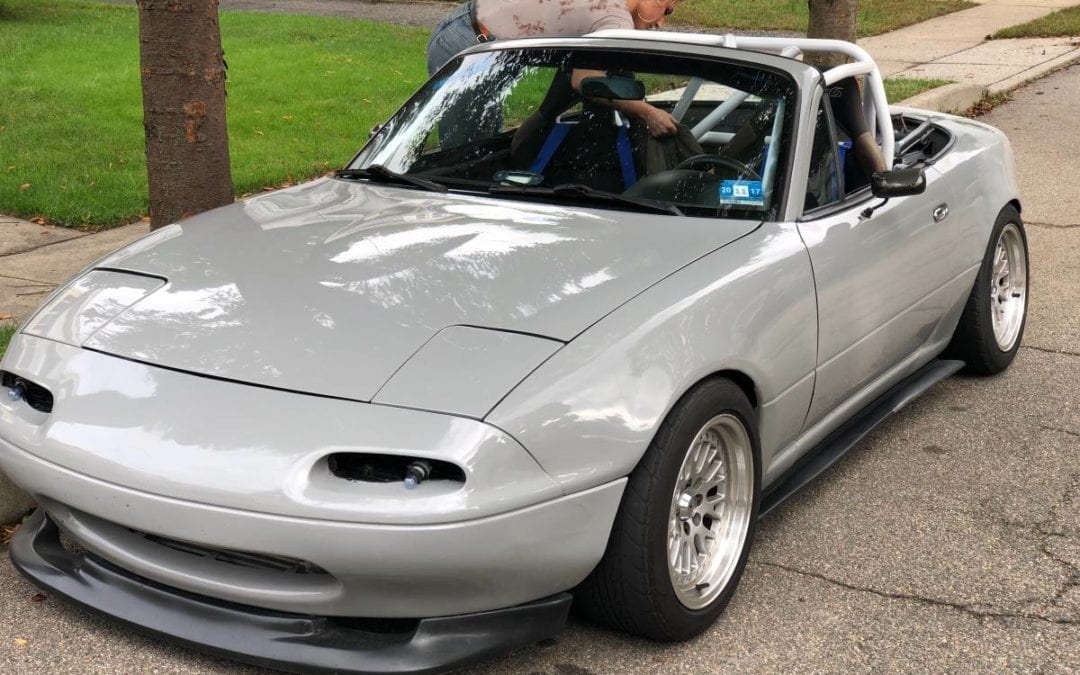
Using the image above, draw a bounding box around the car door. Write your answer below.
[797,87,961,428]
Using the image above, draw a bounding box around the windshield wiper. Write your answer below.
[335,165,447,193]
[489,183,683,216]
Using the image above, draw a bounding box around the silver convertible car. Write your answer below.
[1,32,1027,674]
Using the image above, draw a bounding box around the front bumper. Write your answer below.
[0,432,624,618]
[0,333,626,617]
[11,510,572,675]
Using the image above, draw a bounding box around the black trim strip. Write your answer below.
[452,324,566,344]
[10,510,571,675]
[759,358,964,517]
[91,267,170,283]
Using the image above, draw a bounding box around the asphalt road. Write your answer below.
[2,66,1079,675]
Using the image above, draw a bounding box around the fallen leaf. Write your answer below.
[19,183,31,191]
[14,638,28,646]
[141,216,151,223]
[31,593,47,603]
[282,115,294,121]
[0,524,17,545]
[0,314,11,320]
[32,217,46,225]
[5,166,14,172]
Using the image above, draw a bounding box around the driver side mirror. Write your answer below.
[579,75,646,101]
[871,167,926,198]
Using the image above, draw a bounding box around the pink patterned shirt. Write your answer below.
[476,0,634,39]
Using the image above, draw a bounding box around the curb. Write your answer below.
[896,43,1080,114]
[898,82,986,114]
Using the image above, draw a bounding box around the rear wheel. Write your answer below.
[575,378,759,641]
[946,205,1029,374]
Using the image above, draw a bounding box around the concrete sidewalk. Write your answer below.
[864,0,1080,111]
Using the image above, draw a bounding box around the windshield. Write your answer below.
[351,47,797,219]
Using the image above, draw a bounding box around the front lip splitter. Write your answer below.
[10,510,572,675]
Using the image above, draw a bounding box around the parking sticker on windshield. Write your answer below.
[719,180,765,207]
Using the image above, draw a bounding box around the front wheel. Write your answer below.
[946,205,1029,374]
[574,378,759,641]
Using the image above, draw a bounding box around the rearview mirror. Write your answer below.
[872,167,926,198]
[580,75,646,101]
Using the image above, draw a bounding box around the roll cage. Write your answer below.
[588,31,895,168]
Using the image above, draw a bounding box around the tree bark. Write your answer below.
[807,0,858,68]
[137,0,233,229]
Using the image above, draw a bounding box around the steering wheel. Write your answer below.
[675,154,762,181]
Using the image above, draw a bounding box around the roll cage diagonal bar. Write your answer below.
[586,31,896,168]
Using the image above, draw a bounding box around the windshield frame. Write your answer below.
[344,41,808,222]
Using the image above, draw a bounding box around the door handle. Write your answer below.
[933,204,950,223]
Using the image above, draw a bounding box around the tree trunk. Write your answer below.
[137,0,233,230]
[807,0,858,68]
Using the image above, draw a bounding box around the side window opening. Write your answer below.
[804,93,842,212]
[829,77,885,196]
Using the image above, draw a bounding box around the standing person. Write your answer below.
[428,0,679,74]
[426,0,682,138]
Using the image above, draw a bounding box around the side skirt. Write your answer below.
[759,358,964,518]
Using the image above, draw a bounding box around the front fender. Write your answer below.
[486,221,818,493]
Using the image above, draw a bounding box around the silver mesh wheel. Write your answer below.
[666,413,754,609]
[990,222,1027,352]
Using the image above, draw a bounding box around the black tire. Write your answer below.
[945,205,1029,375]
[574,378,760,642]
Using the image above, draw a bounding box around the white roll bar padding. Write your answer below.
[587,31,896,168]
[691,91,752,138]
[671,77,704,122]
[761,97,786,202]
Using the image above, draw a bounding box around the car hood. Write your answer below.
[85,178,758,402]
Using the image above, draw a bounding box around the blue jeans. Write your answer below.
[427,1,486,75]
[425,1,502,148]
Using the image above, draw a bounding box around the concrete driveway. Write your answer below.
[2,66,1079,674]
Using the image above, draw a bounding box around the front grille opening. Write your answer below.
[328,616,420,635]
[327,453,465,485]
[58,529,88,557]
[1,370,54,413]
[137,531,328,576]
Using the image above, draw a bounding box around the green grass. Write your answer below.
[671,0,975,37]
[0,0,969,229]
[0,323,15,361]
[884,78,954,103]
[993,5,1080,39]
[0,0,429,229]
